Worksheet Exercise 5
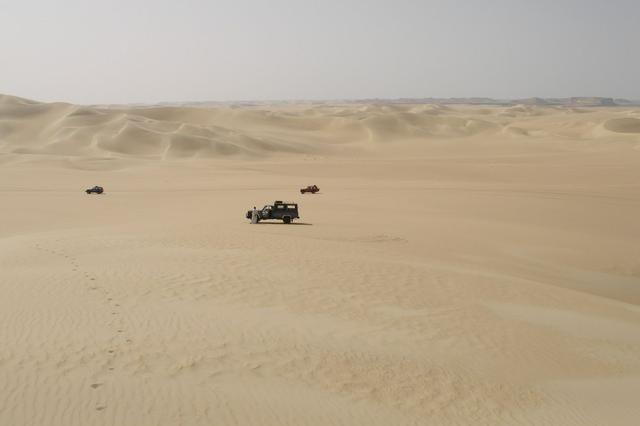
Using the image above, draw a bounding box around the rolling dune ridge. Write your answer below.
[1,95,639,425]
[3,95,639,163]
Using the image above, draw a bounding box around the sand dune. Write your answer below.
[1,95,640,425]
[604,117,640,133]
[3,95,639,163]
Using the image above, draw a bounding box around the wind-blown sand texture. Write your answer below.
[1,94,640,425]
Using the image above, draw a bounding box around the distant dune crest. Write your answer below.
[1,94,639,161]
[339,96,640,107]
[603,118,640,134]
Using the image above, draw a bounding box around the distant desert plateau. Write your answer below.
[1,94,640,425]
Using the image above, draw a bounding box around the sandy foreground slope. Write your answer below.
[1,95,640,425]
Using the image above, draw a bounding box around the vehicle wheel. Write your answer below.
[86,190,91,194]
[283,216,291,224]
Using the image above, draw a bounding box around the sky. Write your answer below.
[0,0,638,104]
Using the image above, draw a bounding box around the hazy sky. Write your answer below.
[1,0,638,104]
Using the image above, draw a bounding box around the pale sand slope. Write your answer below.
[1,96,640,425]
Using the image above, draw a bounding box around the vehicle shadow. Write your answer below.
[255,222,313,226]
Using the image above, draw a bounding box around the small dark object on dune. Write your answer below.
[300,185,319,194]
[86,186,104,194]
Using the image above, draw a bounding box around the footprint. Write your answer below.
[95,405,106,411]
[90,383,102,389]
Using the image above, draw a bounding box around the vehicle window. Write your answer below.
[276,205,285,209]
[287,205,296,209]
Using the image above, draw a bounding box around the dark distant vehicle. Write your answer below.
[246,201,299,224]
[85,186,104,194]
[300,185,319,194]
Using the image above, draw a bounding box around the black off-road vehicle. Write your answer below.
[246,201,299,224]
[85,186,104,194]
[300,185,319,194]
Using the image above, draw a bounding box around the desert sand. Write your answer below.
[1,94,640,425]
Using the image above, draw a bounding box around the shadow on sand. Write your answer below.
[254,222,313,226]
